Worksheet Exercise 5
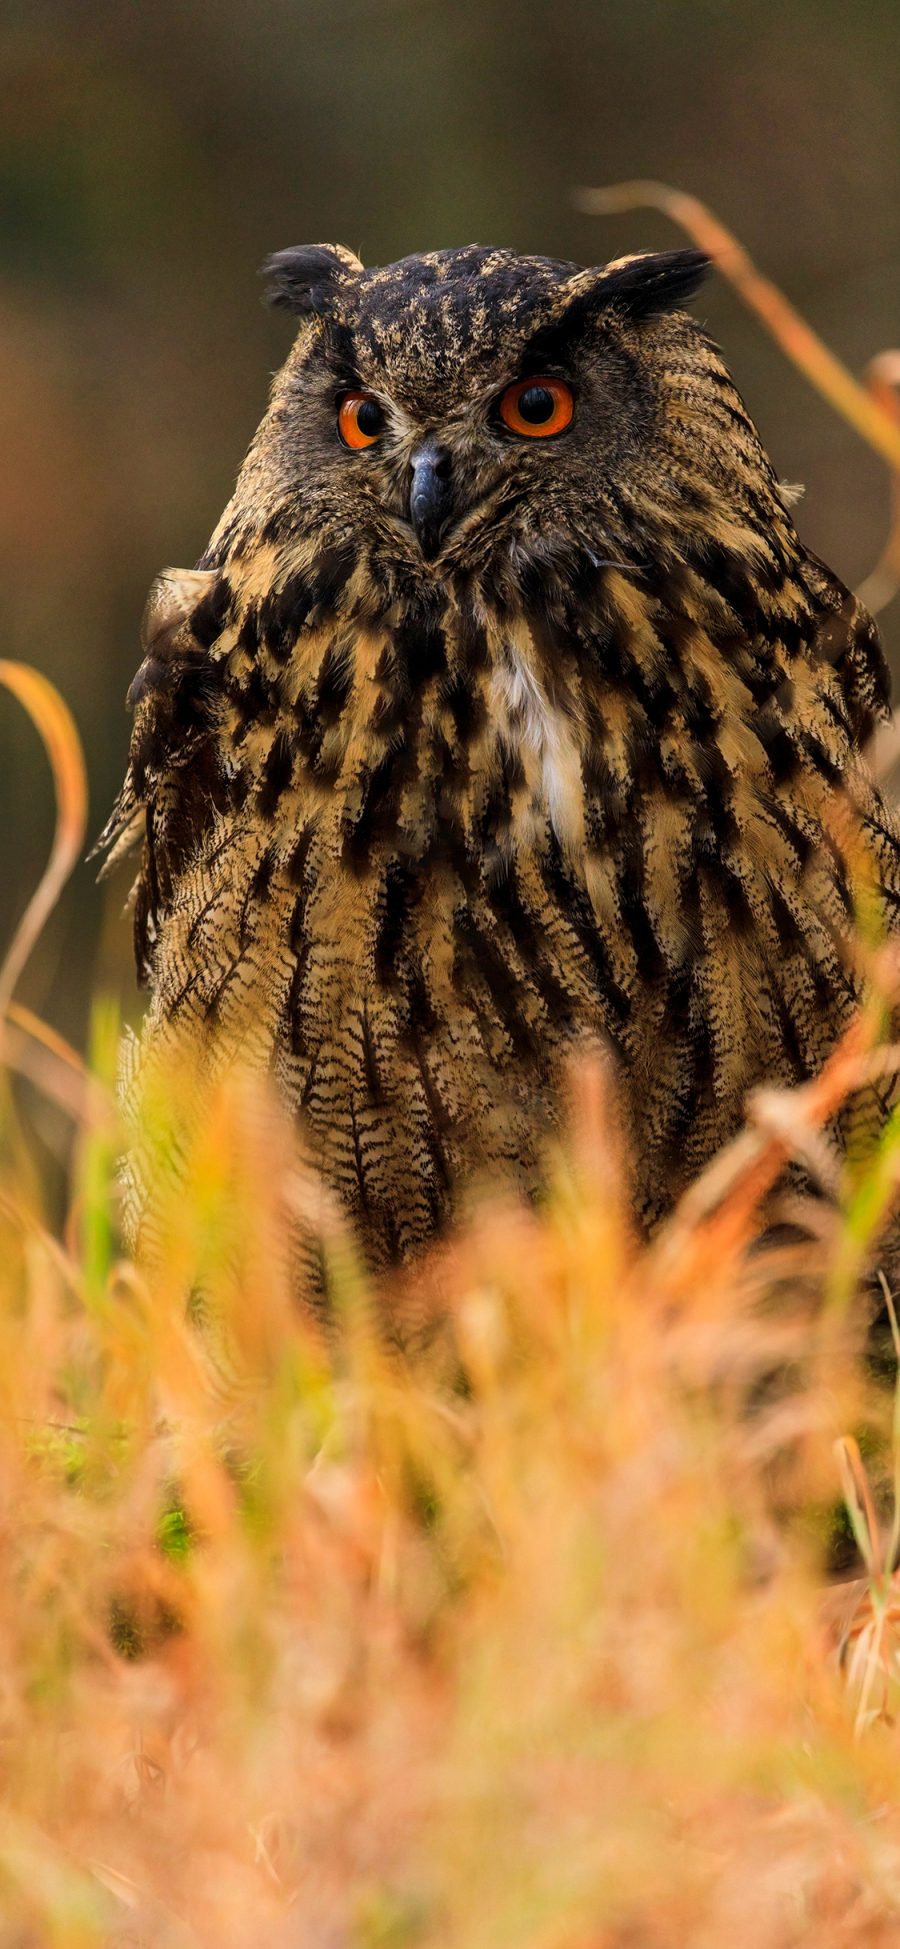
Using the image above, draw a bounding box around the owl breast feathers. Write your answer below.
[103,240,900,1271]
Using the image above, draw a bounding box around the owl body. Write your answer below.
[105,244,900,1267]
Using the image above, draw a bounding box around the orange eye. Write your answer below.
[337,391,385,449]
[498,376,574,439]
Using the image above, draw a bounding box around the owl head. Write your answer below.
[199,241,799,609]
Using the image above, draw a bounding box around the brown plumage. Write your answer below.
[103,241,900,1275]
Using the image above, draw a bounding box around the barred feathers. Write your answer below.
[103,245,900,1272]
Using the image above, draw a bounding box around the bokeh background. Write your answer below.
[2,0,899,1049]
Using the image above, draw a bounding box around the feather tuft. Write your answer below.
[261,243,364,314]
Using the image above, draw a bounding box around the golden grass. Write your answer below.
[5,193,900,1945]
[3,1015,900,1948]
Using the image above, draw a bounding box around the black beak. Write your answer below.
[408,442,453,560]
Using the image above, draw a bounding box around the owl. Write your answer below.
[102,241,900,1273]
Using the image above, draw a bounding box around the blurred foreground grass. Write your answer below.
[5,933,900,1946]
[5,196,900,1945]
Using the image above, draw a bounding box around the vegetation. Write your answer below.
[2,958,900,1947]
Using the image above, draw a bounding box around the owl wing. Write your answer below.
[798,558,900,905]
[801,554,890,746]
[96,568,229,983]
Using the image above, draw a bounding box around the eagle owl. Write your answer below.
[103,242,900,1270]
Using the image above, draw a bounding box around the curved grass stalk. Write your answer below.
[0,661,88,1020]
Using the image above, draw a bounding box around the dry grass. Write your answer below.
[5,195,900,1946]
[3,1010,900,1948]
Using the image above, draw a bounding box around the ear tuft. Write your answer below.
[598,248,710,319]
[260,243,364,314]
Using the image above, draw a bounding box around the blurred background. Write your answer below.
[1,0,899,1049]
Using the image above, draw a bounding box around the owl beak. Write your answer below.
[408,442,453,560]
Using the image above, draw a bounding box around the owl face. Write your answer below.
[236,243,717,592]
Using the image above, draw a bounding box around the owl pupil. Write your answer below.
[356,397,383,437]
[517,385,554,424]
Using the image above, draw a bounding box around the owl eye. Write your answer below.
[337,391,385,449]
[498,376,574,439]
